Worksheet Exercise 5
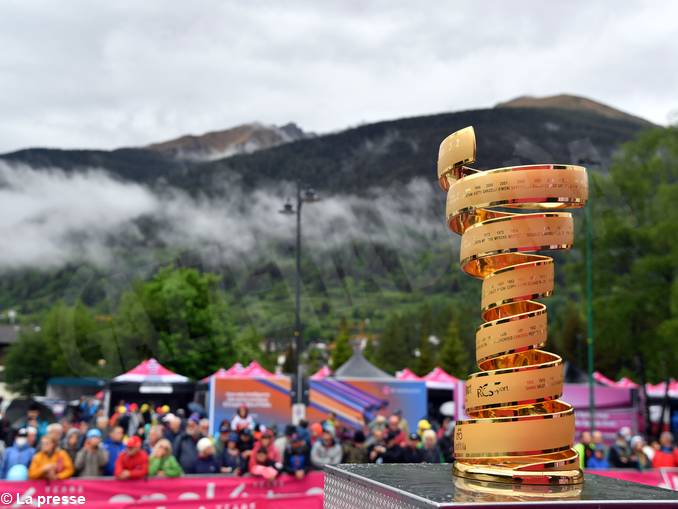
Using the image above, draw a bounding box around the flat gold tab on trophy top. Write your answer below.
[437,126,477,188]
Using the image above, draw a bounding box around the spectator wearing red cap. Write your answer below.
[114,436,148,480]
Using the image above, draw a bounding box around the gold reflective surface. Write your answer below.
[437,126,587,485]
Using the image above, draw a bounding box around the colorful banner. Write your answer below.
[209,377,291,435]
[562,384,634,409]
[591,468,678,491]
[308,379,427,429]
[0,472,323,508]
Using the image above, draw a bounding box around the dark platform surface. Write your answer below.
[324,464,678,508]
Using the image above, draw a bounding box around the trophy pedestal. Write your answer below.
[324,464,677,508]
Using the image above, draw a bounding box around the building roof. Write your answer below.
[0,324,19,346]
[334,347,393,379]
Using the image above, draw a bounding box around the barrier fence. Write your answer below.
[0,472,324,508]
[0,468,676,507]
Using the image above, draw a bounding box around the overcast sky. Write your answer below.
[1,0,676,153]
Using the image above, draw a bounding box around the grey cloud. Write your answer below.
[1,0,677,153]
[0,162,451,273]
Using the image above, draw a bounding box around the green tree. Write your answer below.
[438,317,469,378]
[583,127,678,382]
[112,266,236,379]
[330,319,352,368]
[5,302,111,395]
[373,312,411,373]
[234,325,265,365]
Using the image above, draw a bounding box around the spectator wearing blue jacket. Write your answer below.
[103,426,125,476]
[587,446,610,469]
[1,428,35,479]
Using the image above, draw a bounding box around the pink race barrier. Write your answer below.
[590,468,678,491]
[0,472,324,508]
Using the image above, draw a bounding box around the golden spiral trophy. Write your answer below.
[437,126,588,486]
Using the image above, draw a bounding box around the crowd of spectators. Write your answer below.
[575,427,678,470]
[0,401,455,481]
[1,399,677,482]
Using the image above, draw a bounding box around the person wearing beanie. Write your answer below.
[114,436,148,480]
[219,432,243,475]
[215,422,232,458]
[588,445,610,469]
[75,429,108,477]
[63,428,81,463]
[284,433,310,479]
[342,430,368,464]
[1,428,35,479]
[194,437,219,474]
[416,419,432,438]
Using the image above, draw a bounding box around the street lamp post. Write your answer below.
[579,158,598,433]
[279,181,319,418]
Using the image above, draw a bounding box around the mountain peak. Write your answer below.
[146,122,308,161]
[495,94,652,125]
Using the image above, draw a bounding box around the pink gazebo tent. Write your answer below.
[396,368,423,381]
[202,361,280,384]
[424,367,461,390]
[225,362,246,376]
[310,366,332,380]
[200,367,229,383]
[646,379,678,398]
[616,377,639,389]
[241,361,276,378]
[108,359,193,415]
[113,358,188,383]
[593,371,617,387]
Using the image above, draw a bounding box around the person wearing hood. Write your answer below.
[63,428,81,463]
[1,428,35,479]
[231,404,255,431]
[75,429,108,477]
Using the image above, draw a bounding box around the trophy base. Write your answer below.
[453,460,583,485]
[324,463,678,508]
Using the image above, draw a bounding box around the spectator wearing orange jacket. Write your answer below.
[28,435,74,480]
[115,436,148,480]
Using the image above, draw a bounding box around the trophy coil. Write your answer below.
[437,126,588,485]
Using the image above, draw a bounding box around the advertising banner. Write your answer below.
[0,472,323,508]
[209,377,292,435]
[591,468,678,491]
[308,379,427,429]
